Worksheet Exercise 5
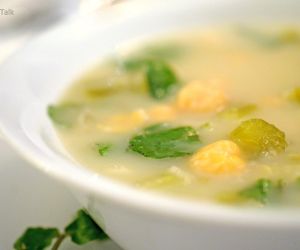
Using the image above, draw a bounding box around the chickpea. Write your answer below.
[189,140,245,175]
[176,80,228,113]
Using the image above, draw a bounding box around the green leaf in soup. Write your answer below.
[65,209,108,245]
[240,179,273,204]
[146,60,178,100]
[220,179,284,205]
[96,143,112,156]
[48,104,81,128]
[218,104,257,119]
[128,125,201,159]
[230,119,287,158]
[14,227,59,250]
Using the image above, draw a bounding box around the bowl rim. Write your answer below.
[1,0,300,228]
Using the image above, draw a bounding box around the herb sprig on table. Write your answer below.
[14,209,109,250]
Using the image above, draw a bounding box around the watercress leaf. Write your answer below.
[240,179,273,204]
[146,60,178,100]
[48,104,81,128]
[65,210,108,245]
[14,227,59,250]
[128,126,201,159]
[96,143,112,156]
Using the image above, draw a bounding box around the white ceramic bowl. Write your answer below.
[1,1,300,249]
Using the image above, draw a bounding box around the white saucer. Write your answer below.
[0,137,122,250]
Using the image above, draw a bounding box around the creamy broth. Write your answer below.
[49,27,300,207]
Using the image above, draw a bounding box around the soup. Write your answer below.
[49,26,300,207]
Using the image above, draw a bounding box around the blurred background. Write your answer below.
[0,0,74,63]
[0,0,121,63]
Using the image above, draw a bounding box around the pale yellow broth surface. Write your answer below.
[53,27,300,207]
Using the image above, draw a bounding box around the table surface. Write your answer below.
[0,137,122,249]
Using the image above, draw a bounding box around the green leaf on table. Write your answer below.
[14,227,59,250]
[146,60,178,100]
[240,179,273,204]
[48,104,82,128]
[65,209,108,245]
[128,125,201,159]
